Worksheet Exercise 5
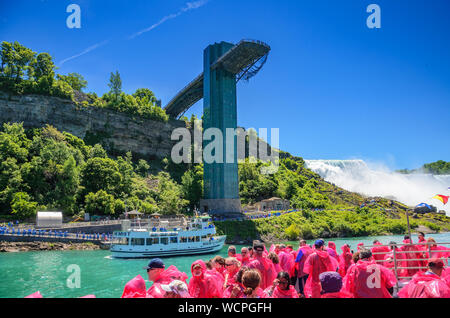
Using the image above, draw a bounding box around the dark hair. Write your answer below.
[268,252,280,264]
[235,266,250,284]
[205,260,213,270]
[359,248,372,260]
[373,240,380,244]
[352,252,360,263]
[212,255,225,265]
[242,269,261,295]
[389,241,397,250]
[419,232,425,237]
[404,235,410,240]
[277,271,290,286]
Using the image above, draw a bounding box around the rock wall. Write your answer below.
[0,91,187,160]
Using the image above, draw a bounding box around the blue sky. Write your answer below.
[1,0,449,170]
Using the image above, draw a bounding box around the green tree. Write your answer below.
[181,165,203,209]
[136,159,150,178]
[85,190,115,215]
[81,157,122,196]
[11,192,37,219]
[33,53,56,80]
[108,70,122,99]
[56,72,87,91]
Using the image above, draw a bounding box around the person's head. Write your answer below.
[205,260,213,270]
[389,241,397,250]
[418,232,425,240]
[352,251,360,263]
[161,280,190,298]
[225,257,241,274]
[144,258,165,282]
[280,244,286,250]
[268,252,280,264]
[274,244,281,253]
[276,271,290,291]
[427,258,444,276]
[427,238,437,247]
[299,239,307,247]
[319,271,343,294]
[242,269,261,296]
[253,242,265,257]
[373,240,380,245]
[191,260,206,278]
[211,255,225,270]
[248,247,254,257]
[228,246,236,257]
[235,266,250,284]
[314,239,325,250]
[404,235,410,240]
[241,247,249,259]
[286,244,293,250]
[359,248,372,260]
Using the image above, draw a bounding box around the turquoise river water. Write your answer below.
[1,232,449,298]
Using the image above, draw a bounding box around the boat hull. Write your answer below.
[110,238,226,259]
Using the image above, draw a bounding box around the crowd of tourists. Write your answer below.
[25,232,450,298]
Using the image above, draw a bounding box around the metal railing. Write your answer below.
[0,226,113,242]
[363,241,450,288]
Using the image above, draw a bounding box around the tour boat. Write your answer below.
[110,215,226,258]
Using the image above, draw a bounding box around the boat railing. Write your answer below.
[361,241,450,287]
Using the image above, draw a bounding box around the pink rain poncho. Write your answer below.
[343,259,397,298]
[248,255,277,289]
[338,245,353,278]
[399,239,423,277]
[121,275,147,298]
[268,285,299,298]
[295,245,314,278]
[357,243,364,251]
[279,250,295,277]
[223,282,245,298]
[427,245,450,265]
[327,242,339,261]
[25,291,43,298]
[79,294,96,298]
[188,260,223,298]
[303,250,339,298]
[371,242,391,263]
[398,272,450,298]
[147,265,188,298]
[383,248,407,279]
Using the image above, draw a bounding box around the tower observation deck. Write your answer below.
[164,40,270,119]
[164,39,270,215]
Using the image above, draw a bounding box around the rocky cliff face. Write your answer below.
[0,91,186,160]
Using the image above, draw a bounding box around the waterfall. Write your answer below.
[305,159,450,216]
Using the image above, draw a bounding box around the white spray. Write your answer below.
[305,159,450,216]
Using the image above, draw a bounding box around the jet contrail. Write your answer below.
[129,0,209,39]
[58,40,109,66]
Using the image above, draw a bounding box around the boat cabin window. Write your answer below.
[180,237,187,243]
[170,237,178,244]
[188,237,194,243]
[115,238,129,245]
[131,238,145,246]
[195,236,200,242]
[160,237,168,245]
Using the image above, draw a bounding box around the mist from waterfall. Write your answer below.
[304,159,450,216]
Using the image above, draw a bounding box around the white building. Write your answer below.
[36,211,63,228]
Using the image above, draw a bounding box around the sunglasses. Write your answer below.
[278,280,289,285]
[225,263,234,266]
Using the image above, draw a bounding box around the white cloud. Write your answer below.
[58,40,109,66]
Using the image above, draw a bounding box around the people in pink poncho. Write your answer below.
[240,247,252,266]
[188,260,223,298]
[398,258,450,298]
[400,236,423,277]
[268,252,282,274]
[278,247,296,277]
[327,241,339,261]
[371,240,391,264]
[145,258,188,298]
[240,269,266,298]
[223,257,241,290]
[264,271,299,298]
[303,239,339,298]
[426,238,450,265]
[343,248,397,298]
[383,241,407,279]
[319,271,353,298]
[121,274,147,298]
[295,239,314,296]
[338,244,353,277]
[248,241,277,289]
